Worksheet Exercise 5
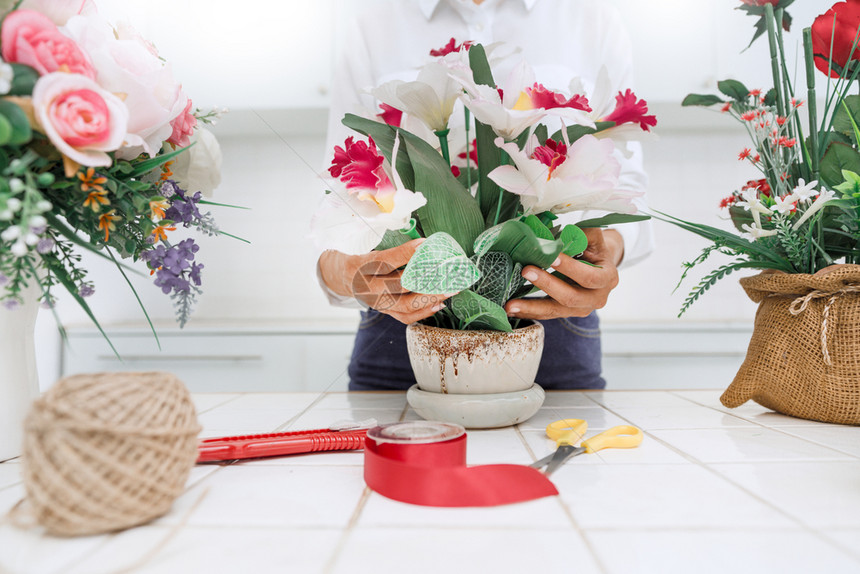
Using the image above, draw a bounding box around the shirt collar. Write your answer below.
[419,0,538,20]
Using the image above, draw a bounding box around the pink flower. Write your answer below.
[65,14,182,158]
[377,103,402,127]
[167,97,197,148]
[429,38,473,57]
[519,83,591,112]
[531,139,568,180]
[600,89,657,131]
[32,72,128,167]
[1,9,95,78]
[329,137,396,212]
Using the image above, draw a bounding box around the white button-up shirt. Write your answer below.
[321,0,655,305]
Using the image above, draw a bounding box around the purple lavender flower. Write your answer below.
[143,238,203,296]
[164,184,203,228]
[3,299,19,310]
[79,284,95,298]
[189,262,204,286]
[36,237,55,254]
[0,274,8,287]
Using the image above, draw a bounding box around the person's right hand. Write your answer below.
[318,239,451,325]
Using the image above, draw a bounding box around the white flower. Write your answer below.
[771,194,797,216]
[791,179,819,202]
[741,223,778,239]
[0,62,13,95]
[1,225,20,242]
[735,188,773,228]
[169,127,222,198]
[372,61,462,132]
[488,134,636,215]
[792,189,836,230]
[10,239,27,257]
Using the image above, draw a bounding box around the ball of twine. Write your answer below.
[16,371,201,536]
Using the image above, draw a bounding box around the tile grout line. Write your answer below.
[669,391,860,461]
[272,391,333,432]
[593,399,860,565]
[513,422,610,574]
[323,487,372,574]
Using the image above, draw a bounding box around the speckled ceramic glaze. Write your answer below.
[405,321,544,394]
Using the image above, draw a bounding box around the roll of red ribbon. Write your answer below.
[363,421,558,507]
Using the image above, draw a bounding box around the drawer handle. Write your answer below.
[96,355,263,362]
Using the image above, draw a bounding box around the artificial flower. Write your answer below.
[811,0,860,78]
[167,96,197,148]
[372,61,462,132]
[0,9,95,78]
[169,127,222,198]
[488,135,635,215]
[64,13,184,158]
[16,0,96,26]
[32,71,128,167]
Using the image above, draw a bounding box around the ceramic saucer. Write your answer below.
[406,384,545,429]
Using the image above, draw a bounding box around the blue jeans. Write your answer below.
[347,310,605,391]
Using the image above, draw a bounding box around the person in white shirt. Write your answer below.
[317,0,655,390]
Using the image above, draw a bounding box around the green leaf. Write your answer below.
[401,132,484,254]
[42,213,144,274]
[0,114,11,146]
[485,220,563,268]
[471,250,514,306]
[449,289,512,332]
[550,122,615,144]
[374,229,411,251]
[521,214,554,240]
[820,142,860,188]
[560,224,588,257]
[8,63,37,96]
[401,232,480,294]
[835,169,860,195]
[473,223,504,258]
[128,144,192,178]
[0,99,31,145]
[833,95,860,143]
[717,79,750,101]
[681,94,725,107]
[576,213,651,228]
[763,87,778,107]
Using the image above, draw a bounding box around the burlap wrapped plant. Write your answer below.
[722,265,860,425]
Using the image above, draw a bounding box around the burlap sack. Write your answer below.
[721,265,860,425]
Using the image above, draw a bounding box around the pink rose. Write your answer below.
[32,72,128,167]
[167,97,197,148]
[65,14,182,158]
[1,10,95,78]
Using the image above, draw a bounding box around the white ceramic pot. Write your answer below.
[405,321,544,394]
[0,285,40,461]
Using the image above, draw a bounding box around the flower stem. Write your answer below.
[765,4,786,119]
[435,129,451,166]
[493,148,511,225]
[803,27,820,180]
[464,108,472,191]
[400,218,421,240]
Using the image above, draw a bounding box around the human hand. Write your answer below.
[318,239,451,324]
[504,228,624,320]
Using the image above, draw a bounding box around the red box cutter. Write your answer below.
[197,427,369,463]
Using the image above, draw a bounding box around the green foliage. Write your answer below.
[576,213,651,228]
[681,94,725,107]
[0,100,31,145]
[480,220,563,269]
[820,142,860,188]
[401,232,481,294]
[449,289,512,332]
[560,224,588,257]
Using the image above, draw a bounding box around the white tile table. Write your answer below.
[1,390,859,574]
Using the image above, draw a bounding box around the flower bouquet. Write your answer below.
[661,0,860,424]
[0,0,232,339]
[312,39,654,424]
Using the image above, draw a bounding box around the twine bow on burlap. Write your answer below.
[787,284,860,366]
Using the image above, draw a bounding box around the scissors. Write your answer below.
[530,418,643,476]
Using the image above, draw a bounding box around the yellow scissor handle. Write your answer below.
[546,419,589,446]
[581,425,643,453]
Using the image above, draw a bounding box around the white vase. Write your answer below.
[0,285,40,461]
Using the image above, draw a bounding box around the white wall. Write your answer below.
[33,0,832,387]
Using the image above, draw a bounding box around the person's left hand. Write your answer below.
[505,228,624,320]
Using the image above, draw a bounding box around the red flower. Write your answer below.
[721,102,733,113]
[738,148,752,161]
[377,103,402,127]
[601,89,656,131]
[719,195,739,209]
[531,139,568,178]
[450,165,461,177]
[778,136,797,148]
[776,116,787,126]
[329,136,394,194]
[458,139,478,167]
[811,1,860,78]
[742,178,772,197]
[741,111,757,121]
[526,83,592,112]
[748,89,762,97]
[430,38,473,57]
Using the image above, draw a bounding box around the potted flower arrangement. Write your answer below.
[0,0,232,460]
[661,0,860,424]
[312,40,654,426]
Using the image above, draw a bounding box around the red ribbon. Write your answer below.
[364,431,558,507]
